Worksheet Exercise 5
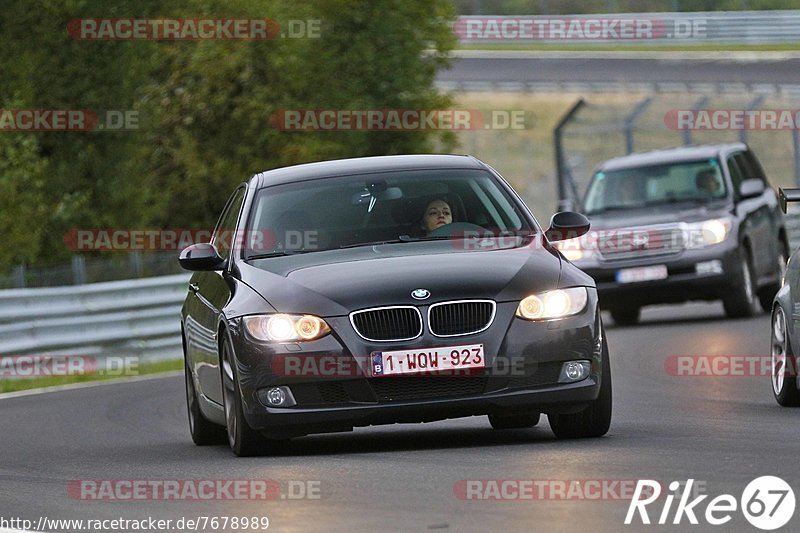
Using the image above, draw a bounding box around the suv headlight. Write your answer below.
[244,314,331,342]
[516,287,588,320]
[554,236,592,262]
[684,218,732,249]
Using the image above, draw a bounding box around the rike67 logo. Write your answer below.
[625,477,795,530]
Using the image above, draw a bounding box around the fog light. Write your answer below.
[558,360,591,383]
[259,386,296,407]
[695,260,723,275]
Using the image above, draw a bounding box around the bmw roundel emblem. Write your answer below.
[411,288,430,300]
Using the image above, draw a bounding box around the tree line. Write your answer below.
[0,0,456,270]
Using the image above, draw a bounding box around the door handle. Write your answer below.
[189,283,200,293]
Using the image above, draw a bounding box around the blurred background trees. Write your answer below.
[0,0,456,269]
[2,0,791,271]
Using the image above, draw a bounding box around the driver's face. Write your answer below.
[423,200,452,232]
[701,174,719,191]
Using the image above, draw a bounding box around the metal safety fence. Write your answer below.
[0,251,184,290]
[0,273,190,362]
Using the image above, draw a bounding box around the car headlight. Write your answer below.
[684,218,732,249]
[243,314,331,342]
[516,287,588,320]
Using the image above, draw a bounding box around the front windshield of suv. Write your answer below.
[243,169,536,258]
[583,159,727,215]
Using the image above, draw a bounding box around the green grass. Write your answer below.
[0,358,183,394]
[457,43,800,52]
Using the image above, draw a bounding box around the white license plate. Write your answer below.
[370,344,485,377]
[616,265,668,284]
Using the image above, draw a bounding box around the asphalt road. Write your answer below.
[2,302,799,532]
[438,52,800,86]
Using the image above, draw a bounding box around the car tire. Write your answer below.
[609,307,640,326]
[723,249,760,318]
[488,412,540,429]
[549,337,612,439]
[758,248,788,313]
[771,306,800,407]
[221,339,266,456]
[185,359,227,446]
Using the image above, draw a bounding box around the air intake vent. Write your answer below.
[428,300,495,337]
[370,376,488,402]
[350,306,423,342]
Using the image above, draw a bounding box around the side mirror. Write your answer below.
[546,211,591,242]
[739,179,765,199]
[179,243,226,271]
[779,187,800,213]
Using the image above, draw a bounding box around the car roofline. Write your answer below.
[250,154,486,189]
[595,143,748,173]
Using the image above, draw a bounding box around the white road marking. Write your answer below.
[0,371,182,401]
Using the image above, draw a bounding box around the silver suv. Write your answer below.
[560,143,787,325]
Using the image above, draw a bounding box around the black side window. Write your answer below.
[738,150,768,184]
[212,187,245,262]
[726,156,745,198]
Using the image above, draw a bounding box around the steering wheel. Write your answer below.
[428,222,490,238]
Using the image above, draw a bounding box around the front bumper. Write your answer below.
[574,240,740,309]
[225,293,604,439]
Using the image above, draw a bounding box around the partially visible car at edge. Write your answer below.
[770,187,800,407]
[560,143,787,325]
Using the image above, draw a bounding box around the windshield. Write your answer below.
[583,159,727,215]
[243,169,536,258]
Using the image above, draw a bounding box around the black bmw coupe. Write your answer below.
[180,154,611,455]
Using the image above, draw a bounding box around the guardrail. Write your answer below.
[0,273,190,362]
[455,10,800,45]
[0,251,183,290]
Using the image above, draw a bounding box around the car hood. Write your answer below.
[585,201,730,230]
[237,239,566,316]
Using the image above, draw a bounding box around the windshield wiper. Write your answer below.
[339,237,414,249]
[340,235,455,249]
[244,250,318,260]
[645,197,711,206]
[585,205,643,214]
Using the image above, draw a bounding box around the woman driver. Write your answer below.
[421,199,453,234]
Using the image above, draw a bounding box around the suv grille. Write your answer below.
[597,225,684,261]
[429,300,495,336]
[350,306,422,342]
